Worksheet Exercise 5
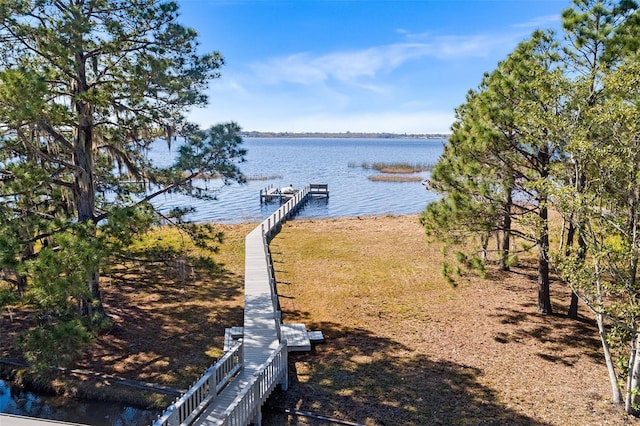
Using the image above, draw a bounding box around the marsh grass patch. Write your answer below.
[367,175,423,182]
[349,161,435,173]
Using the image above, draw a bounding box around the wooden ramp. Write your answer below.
[189,186,325,425]
[191,369,254,425]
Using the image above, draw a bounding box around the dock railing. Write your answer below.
[218,340,288,426]
[152,184,322,426]
[263,185,310,241]
[309,183,329,196]
[153,341,243,426]
[262,231,282,342]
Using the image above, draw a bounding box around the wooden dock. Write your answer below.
[154,184,325,426]
[7,186,328,426]
[260,183,328,203]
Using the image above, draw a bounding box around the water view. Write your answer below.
[151,137,445,223]
[1,137,445,424]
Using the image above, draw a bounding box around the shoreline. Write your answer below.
[241,132,449,140]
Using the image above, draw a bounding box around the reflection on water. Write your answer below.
[0,380,157,425]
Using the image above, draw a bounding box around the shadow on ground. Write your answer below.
[263,321,551,426]
[81,256,245,389]
[486,264,602,365]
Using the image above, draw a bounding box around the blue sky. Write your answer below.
[176,0,567,134]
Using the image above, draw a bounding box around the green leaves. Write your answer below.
[20,318,94,371]
[25,223,99,314]
[424,29,567,290]
[0,67,48,123]
[0,0,245,369]
[427,0,640,410]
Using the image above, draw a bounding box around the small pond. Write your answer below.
[0,380,158,425]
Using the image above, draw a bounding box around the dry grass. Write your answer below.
[367,175,423,182]
[246,174,283,181]
[264,215,640,426]
[1,215,639,426]
[1,222,254,408]
[351,161,434,173]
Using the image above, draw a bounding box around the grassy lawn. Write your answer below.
[263,215,637,426]
[1,215,638,425]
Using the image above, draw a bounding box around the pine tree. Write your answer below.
[0,1,246,365]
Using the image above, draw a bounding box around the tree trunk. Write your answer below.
[625,186,640,413]
[598,312,624,405]
[16,243,33,296]
[565,222,580,319]
[500,193,512,271]
[568,293,579,319]
[537,220,552,314]
[626,331,640,413]
[74,125,103,312]
[481,232,489,263]
[593,258,624,406]
[537,146,552,314]
[566,162,588,318]
[72,51,102,311]
[72,52,95,225]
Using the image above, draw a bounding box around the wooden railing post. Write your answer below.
[281,341,288,391]
[253,377,262,426]
[207,366,217,399]
[154,184,323,426]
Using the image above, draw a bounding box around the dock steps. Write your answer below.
[308,183,329,197]
[307,330,325,343]
[281,324,311,352]
[223,326,244,352]
[224,326,323,353]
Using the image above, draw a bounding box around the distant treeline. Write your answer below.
[240,131,450,139]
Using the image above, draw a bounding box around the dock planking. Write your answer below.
[189,184,324,425]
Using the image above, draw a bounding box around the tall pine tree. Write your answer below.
[0,0,246,365]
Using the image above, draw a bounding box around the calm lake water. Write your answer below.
[1,137,445,424]
[151,137,445,222]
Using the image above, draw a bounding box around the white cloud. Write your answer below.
[511,14,561,29]
[194,13,560,134]
[208,77,247,95]
[249,31,527,89]
[252,53,328,85]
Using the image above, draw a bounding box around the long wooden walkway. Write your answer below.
[192,225,282,425]
[154,184,327,426]
[2,185,327,426]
